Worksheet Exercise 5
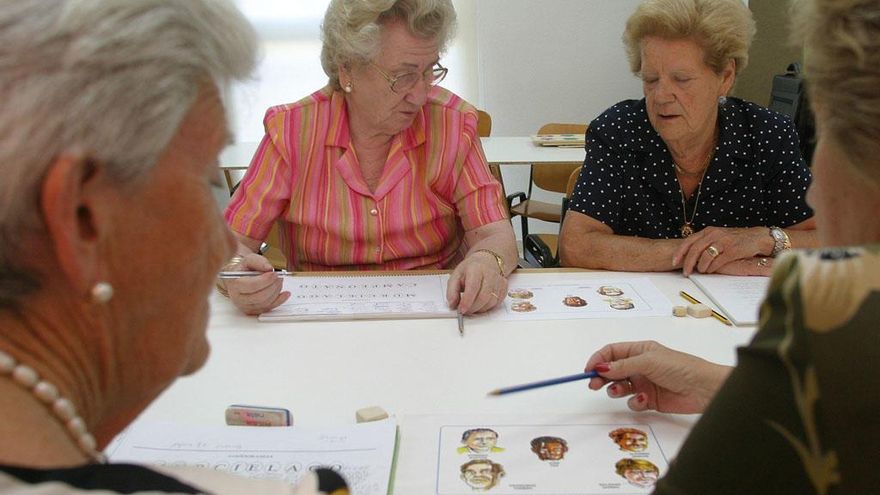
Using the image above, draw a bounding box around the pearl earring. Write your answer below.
[344,82,352,93]
[90,282,114,304]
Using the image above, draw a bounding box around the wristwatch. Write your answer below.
[769,227,791,257]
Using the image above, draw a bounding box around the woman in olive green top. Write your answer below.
[584,0,880,493]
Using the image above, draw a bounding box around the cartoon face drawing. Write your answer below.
[609,428,648,452]
[507,288,534,299]
[511,301,537,312]
[609,297,634,310]
[597,286,624,297]
[530,436,568,461]
[615,459,659,488]
[459,429,502,454]
[563,295,587,307]
[460,459,505,491]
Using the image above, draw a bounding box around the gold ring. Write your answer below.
[490,292,499,299]
[623,378,634,392]
[757,257,770,267]
[706,245,720,258]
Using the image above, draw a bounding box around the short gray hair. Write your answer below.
[795,0,880,183]
[320,0,457,89]
[623,0,755,76]
[0,0,257,307]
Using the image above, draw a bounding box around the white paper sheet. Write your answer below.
[485,274,672,321]
[688,274,770,326]
[106,420,397,495]
[260,274,455,322]
[396,414,678,494]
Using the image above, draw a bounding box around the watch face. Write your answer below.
[772,229,784,241]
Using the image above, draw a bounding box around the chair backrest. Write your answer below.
[531,123,587,193]
[477,109,492,138]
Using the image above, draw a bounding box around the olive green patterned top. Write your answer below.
[655,245,880,495]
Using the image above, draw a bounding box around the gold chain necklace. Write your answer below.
[677,147,715,238]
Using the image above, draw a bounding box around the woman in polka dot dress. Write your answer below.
[560,0,817,276]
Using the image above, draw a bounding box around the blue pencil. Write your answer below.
[487,370,600,396]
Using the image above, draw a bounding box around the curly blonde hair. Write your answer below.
[623,0,755,76]
[320,0,456,89]
[796,0,880,182]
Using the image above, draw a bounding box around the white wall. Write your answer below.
[474,0,645,239]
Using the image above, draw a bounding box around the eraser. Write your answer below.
[672,305,687,317]
[225,405,292,427]
[355,406,389,423]
[686,303,712,318]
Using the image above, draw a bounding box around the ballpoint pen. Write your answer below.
[218,270,293,279]
[487,371,601,396]
[679,291,733,326]
[457,310,464,337]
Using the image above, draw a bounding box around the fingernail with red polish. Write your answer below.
[594,363,611,373]
[608,384,618,394]
[636,393,646,403]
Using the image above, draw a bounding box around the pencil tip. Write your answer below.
[486,390,500,396]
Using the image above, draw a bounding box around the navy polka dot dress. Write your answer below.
[568,98,814,239]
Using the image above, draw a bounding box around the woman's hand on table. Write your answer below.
[673,226,773,276]
[584,340,731,414]
[446,251,508,315]
[225,253,290,315]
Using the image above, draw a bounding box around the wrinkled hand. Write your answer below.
[673,226,772,276]
[584,341,731,414]
[225,253,290,315]
[446,251,508,314]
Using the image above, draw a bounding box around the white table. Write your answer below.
[131,270,757,491]
[219,137,585,190]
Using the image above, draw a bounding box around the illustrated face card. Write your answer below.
[436,423,668,494]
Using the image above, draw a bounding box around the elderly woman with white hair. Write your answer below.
[561,0,817,276]
[0,1,344,493]
[223,0,517,316]
[583,0,880,491]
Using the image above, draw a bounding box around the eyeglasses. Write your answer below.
[370,62,448,94]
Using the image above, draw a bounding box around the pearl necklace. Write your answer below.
[0,349,106,463]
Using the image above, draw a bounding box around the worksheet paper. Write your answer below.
[688,273,771,326]
[106,420,397,494]
[487,274,672,321]
[259,273,455,322]
[396,414,676,494]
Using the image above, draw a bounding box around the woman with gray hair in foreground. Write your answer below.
[584,0,880,492]
[0,1,344,493]
[223,0,517,317]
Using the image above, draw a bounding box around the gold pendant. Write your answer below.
[681,223,694,237]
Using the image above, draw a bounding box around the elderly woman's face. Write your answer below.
[109,87,235,382]
[640,37,734,148]
[342,18,440,137]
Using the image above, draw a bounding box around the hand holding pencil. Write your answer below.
[581,341,733,414]
[220,252,290,315]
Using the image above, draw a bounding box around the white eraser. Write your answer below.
[672,305,688,317]
[356,406,389,423]
[687,303,712,318]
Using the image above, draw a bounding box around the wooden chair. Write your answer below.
[522,165,583,268]
[227,182,288,270]
[507,123,587,253]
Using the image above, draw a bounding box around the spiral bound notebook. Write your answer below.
[258,273,456,322]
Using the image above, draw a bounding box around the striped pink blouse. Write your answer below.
[224,86,507,271]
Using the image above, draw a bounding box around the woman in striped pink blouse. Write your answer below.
[223,0,517,316]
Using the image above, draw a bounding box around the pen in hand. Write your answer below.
[488,370,600,396]
[218,270,292,279]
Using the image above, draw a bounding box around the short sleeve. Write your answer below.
[451,113,507,231]
[567,126,625,232]
[224,127,293,242]
[761,117,814,227]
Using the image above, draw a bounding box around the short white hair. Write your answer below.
[320,0,457,89]
[0,0,257,306]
